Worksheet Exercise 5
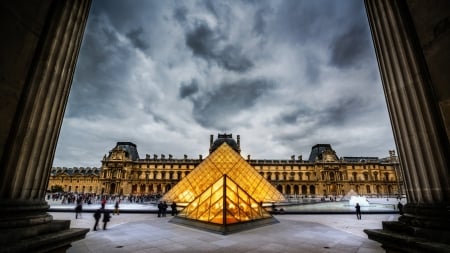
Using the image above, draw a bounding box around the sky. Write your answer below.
[53,0,396,168]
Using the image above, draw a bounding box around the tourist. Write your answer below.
[397,201,404,215]
[157,201,163,217]
[114,200,120,215]
[101,197,106,209]
[93,209,101,231]
[355,203,362,220]
[75,197,82,219]
[102,209,111,230]
[171,202,177,216]
[162,201,168,217]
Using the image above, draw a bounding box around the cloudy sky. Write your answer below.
[53,0,396,168]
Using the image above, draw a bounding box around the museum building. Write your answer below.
[48,134,403,198]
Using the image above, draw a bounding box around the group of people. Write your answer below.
[92,200,120,231]
[93,208,111,231]
[157,201,178,217]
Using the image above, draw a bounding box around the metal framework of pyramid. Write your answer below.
[161,143,285,234]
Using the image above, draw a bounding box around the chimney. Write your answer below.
[199,154,203,161]
[210,134,214,148]
[237,135,241,153]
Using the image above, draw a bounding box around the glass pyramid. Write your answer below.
[178,175,273,224]
[162,143,285,204]
[162,142,284,234]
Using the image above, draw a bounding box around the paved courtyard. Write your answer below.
[49,209,396,253]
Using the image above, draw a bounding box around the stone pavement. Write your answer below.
[49,211,397,253]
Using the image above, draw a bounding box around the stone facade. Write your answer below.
[48,135,403,199]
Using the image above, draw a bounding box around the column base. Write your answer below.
[365,204,450,253]
[0,199,89,253]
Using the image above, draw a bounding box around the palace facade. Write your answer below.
[48,134,404,198]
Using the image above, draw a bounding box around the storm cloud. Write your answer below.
[53,0,395,167]
[185,23,254,72]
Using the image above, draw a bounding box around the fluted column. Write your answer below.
[366,0,449,205]
[364,0,450,252]
[0,1,91,251]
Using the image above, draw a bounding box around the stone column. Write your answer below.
[364,0,450,252]
[0,1,91,252]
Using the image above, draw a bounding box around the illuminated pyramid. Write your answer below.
[162,143,285,204]
[161,142,285,234]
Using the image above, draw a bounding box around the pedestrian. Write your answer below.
[93,209,101,231]
[102,209,111,230]
[397,201,404,215]
[355,203,362,220]
[75,197,82,219]
[162,201,168,217]
[114,200,120,215]
[101,197,106,209]
[171,202,177,216]
[157,201,163,217]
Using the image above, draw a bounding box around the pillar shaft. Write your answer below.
[366,0,449,205]
[0,1,91,251]
[364,0,450,251]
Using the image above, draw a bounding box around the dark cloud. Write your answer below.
[277,97,370,127]
[190,79,274,128]
[252,8,267,35]
[65,15,132,119]
[179,79,200,99]
[173,6,188,23]
[320,97,369,125]
[328,22,371,68]
[185,23,254,72]
[271,1,337,45]
[126,27,149,51]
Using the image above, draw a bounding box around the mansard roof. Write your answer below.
[116,142,140,160]
[308,144,338,162]
[50,167,100,176]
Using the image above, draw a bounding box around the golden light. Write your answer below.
[161,143,285,232]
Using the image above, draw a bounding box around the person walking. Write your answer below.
[157,201,163,217]
[93,209,101,231]
[162,201,168,217]
[114,200,120,215]
[355,203,362,220]
[102,209,111,230]
[75,197,83,219]
[171,202,177,216]
[101,197,106,209]
[397,201,404,215]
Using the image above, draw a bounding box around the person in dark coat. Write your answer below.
[171,202,177,216]
[355,203,362,220]
[162,201,168,217]
[397,201,404,215]
[157,201,163,217]
[114,200,120,215]
[75,197,82,219]
[93,209,101,231]
[102,209,111,230]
